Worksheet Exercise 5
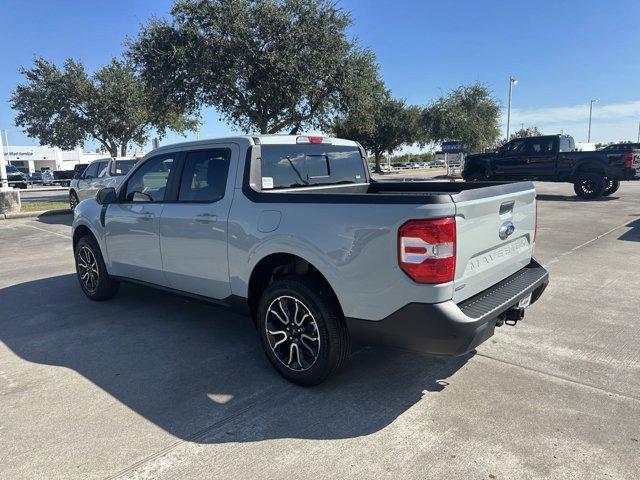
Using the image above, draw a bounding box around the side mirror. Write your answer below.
[96,187,117,205]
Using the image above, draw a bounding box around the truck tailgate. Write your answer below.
[452,182,536,303]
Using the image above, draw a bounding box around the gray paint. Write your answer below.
[73,135,535,322]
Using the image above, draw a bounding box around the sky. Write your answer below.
[1,0,639,153]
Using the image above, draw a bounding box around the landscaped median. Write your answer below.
[0,201,71,220]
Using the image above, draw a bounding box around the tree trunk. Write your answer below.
[374,151,382,174]
[107,141,118,158]
[120,142,128,157]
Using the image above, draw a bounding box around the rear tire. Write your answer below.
[602,178,620,196]
[75,235,119,301]
[257,276,350,386]
[573,173,605,199]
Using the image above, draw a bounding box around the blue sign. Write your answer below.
[441,141,468,153]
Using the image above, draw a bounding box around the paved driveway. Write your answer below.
[1,182,639,479]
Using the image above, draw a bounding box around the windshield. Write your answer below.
[113,159,137,176]
[260,145,366,190]
[6,165,19,173]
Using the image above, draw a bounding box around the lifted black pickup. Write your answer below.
[462,134,638,199]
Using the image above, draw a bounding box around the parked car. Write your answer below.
[72,135,549,385]
[4,164,28,189]
[53,165,88,187]
[462,134,638,199]
[28,171,43,185]
[69,158,139,210]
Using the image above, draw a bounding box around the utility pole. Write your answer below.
[637,120,639,143]
[588,99,597,142]
[0,128,8,189]
[506,76,518,140]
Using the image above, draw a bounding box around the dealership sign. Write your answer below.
[4,146,56,161]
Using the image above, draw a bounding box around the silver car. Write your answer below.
[69,158,138,210]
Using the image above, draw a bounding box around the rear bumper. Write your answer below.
[346,258,549,356]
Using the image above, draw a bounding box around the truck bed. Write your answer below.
[245,180,533,204]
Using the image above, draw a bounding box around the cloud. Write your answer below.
[504,100,640,143]
[509,100,640,125]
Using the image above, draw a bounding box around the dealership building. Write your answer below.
[4,146,111,172]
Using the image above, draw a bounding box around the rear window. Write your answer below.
[112,160,137,176]
[260,145,365,190]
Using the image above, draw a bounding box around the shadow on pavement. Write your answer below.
[0,274,471,444]
[35,213,73,226]
[618,218,640,242]
[536,194,619,202]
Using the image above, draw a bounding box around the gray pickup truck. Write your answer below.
[71,135,549,385]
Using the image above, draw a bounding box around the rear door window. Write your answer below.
[260,145,365,189]
[178,149,231,202]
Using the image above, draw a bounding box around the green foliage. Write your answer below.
[421,82,501,153]
[331,88,425,172]
[11,58,196,156]
[495,126,543,147]
[128,0,380,134]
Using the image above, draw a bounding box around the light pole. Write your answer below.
[637,120,639,143]
[587,99,597,142]
[506,76,518,141]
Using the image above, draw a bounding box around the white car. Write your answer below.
[69,158,139,210]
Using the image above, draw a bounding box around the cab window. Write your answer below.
[124,156,175,202]
[178,149,231,202]
[97,161,109,177]
[82,162,100,179]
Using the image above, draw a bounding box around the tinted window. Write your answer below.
[112,160,137,176]
[261,145,365,190]
[83,162,99,178]
[502,139,526,154]
[178,149,231,202]
[125,156,174,202]
[97,161,109,177]
[527,137,555,154]
[7,165,18,173]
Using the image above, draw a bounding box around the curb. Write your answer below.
[0,209,72,220]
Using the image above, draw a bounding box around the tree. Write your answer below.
[509,126,542,140]
[332,90,424,173]
[128,0,380,135]
[421,82,501,153]
[11,58,195,157]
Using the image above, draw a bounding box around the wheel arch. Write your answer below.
[247,252,342,322]
[572,159,606,179]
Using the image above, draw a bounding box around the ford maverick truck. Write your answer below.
[72,135,549,385]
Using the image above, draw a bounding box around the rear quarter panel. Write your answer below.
[228,196,456,321]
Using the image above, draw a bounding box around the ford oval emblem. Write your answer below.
[499,221,515,240]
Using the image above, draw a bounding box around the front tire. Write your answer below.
[602,178,620,196]
[257,276,350,386]
[75,235,119,301]
[69,191,79,211]
[573,173,605,199]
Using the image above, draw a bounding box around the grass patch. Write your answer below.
[21,201,69,213]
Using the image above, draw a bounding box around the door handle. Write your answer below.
[195,213,217,224]
[139,211,154,220]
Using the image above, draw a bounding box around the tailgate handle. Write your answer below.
[499,201,515,215]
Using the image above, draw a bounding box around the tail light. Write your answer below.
[623,151,634,168]
[398,218,456,284]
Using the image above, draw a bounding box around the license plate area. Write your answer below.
[517,293,532,309]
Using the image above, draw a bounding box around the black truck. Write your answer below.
[462,134,639,199]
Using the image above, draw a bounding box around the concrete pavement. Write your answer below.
[0,182,639,479]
